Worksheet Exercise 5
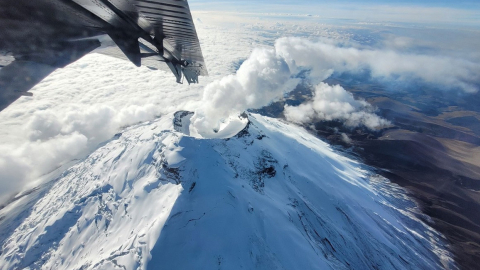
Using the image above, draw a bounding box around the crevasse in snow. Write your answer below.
[0,113,455,270]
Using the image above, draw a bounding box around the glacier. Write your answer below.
[0,113,455,269]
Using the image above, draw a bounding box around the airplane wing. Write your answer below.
[0,0,207,112]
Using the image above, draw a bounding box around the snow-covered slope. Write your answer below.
[0,113,455,270]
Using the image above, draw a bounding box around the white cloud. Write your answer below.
[275,37,480,93]
[0,103,164,204]
[341,133,352,144]
[0,150,30,204]
[191,48,299,138]
[284,83,390,130]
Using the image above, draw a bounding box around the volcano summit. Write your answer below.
[0,113,455,269]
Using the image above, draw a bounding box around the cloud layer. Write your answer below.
[0,104,162,204]
[275,37,480,93]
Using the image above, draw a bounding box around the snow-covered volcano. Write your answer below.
[0,113,454,270]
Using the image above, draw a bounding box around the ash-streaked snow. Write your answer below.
[0,113,455,269]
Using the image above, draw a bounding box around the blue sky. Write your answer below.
[191,0,480,8]
[190,0,480,27]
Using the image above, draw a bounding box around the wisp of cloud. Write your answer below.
[284,83,391,129]
[275,37,480,93]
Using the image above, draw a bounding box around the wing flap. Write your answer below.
[95,0,207,79]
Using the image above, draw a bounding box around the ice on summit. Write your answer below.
[0,112,455,270]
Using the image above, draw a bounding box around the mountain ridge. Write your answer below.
[0,112,455,269]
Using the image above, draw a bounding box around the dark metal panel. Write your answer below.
[0,0,207,111]
[133,0,206,74]
[134,3,189,16]
[106,0,154,34]
[70,0,129,28]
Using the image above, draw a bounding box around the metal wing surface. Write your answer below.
[0,0,206,112]
[95,0,208,81]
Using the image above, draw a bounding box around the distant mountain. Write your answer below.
[0,113,455,269]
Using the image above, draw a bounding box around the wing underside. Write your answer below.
[0,0,207,111]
